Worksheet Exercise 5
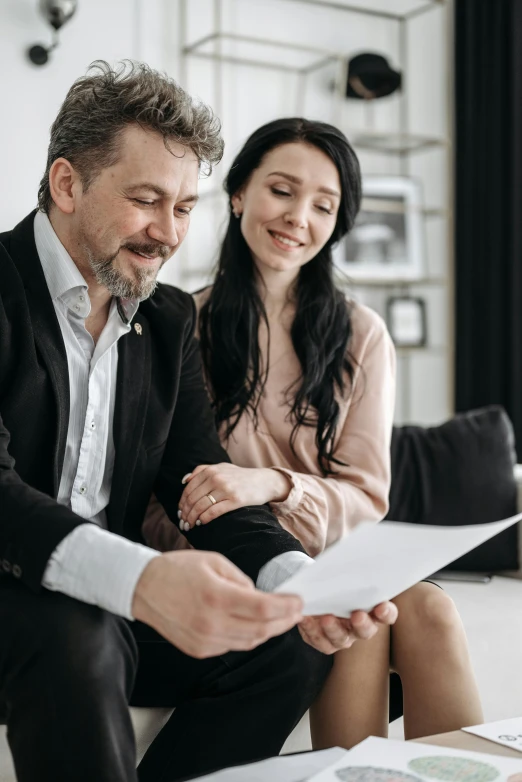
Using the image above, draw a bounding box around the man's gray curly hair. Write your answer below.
[38,60,224,213]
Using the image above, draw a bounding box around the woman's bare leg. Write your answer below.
[391,582,483,739]
[310,624,390,749]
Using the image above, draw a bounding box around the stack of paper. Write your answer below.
[193,737,522,781]
[308,736,522,781]
[191,747,346,781]
[275,515,522,616]
[464,717,522,754]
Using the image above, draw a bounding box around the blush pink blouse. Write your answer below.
[197,292,396,556]
[143,291,396,557]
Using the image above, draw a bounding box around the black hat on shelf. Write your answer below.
[345,53,402,99]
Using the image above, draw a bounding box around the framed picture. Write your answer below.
[334,176,425,281]
[386,296,427,348]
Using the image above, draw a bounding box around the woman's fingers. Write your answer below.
[370,601,398,626]
[179,500,245,531]
[298,615,357,655]
[179,464,245,528]
[178,467,216,524]
[179,481,217,527]
[180,466,212,500]
[177,463,278,529]
[180,496,239,531]
[179,476,223,527]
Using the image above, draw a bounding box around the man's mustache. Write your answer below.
[123,242,172,260]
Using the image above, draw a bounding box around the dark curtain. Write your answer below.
[454,0,522,455]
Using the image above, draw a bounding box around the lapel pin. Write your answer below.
[134,323,143,336]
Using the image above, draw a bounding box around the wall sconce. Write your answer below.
[27,0,78,66]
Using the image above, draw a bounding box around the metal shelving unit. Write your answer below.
[351,131,447,153]
[178,0,452,423]
[179,0,448,133]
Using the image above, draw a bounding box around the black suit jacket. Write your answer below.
[0,212,305,592]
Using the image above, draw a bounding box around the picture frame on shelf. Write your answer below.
[386,295,427,348]
[334,176,425,281]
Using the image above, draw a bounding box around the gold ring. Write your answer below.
[206,493,217,506]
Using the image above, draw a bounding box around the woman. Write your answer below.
[152,118,483,747]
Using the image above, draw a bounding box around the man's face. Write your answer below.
[73,124,199,300]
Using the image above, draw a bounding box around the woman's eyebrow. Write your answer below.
[266,171,340,198]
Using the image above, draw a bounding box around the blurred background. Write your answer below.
[1,0,521,444]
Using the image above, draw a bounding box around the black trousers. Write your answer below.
[0,579,331,782]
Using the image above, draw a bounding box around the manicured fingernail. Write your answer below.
[184,522,190,532]
[181,473,192,484]
[177,509,182,519]
[179,517,184,527]
[195,519,202,527]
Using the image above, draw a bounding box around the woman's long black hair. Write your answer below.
[199,118,362,476]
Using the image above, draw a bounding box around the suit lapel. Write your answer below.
[9,212,152,523]
[10,213,70,495]
[109,315,151,535]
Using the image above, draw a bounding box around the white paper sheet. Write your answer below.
[464,717,522,754]
[308,736,522,781]
[275,514,522,617]
[191,747,347,782]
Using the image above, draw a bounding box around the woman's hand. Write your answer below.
[178,463,291,531]
[298,601,398,655]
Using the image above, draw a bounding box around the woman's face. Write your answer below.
[231,141,341,279]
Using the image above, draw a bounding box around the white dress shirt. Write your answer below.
[36,211,159,619]
[34,211,310,621]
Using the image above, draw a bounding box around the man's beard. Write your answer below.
[86,242,170,301]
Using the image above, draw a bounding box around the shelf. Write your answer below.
[351,131,448,154]
[361,197,449,218]
[183,32,340,74]
[335,274,447,287]
[396,345,447,356]
[280,0,445,22]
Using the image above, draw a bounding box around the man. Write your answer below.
[0,61,397,782]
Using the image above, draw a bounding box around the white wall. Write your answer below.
[0,0,166,230]
[0,0,452,426]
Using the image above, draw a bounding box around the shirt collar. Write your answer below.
[117,297,139,325]
[34,210,86,302]
[33,210,140,324]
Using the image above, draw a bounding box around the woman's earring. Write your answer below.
[232,209,241,219]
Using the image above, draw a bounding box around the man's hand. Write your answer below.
[132,550,303,658]
[297,601,398,654]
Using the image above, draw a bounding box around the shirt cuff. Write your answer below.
[42,524,161,620]
[256,550,314,592]
[269,467,304,514]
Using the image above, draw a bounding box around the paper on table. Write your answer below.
[307,736,522,781]
[463,717,522,753]
[191,747,346,781]
[274,514,522,617]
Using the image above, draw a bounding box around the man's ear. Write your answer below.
[48,158,82,215]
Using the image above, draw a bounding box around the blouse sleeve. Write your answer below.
[268,308,396,557]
